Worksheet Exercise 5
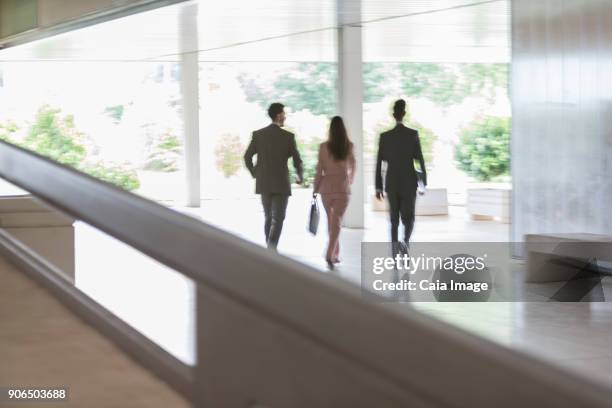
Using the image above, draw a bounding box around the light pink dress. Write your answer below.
[313,142,356,195]
[313,142,356,261]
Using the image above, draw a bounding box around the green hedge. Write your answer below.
[3,106,140,191]
[455,116,510,181]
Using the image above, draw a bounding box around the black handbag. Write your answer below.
[308,196,320,235]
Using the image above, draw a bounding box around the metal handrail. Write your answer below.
[1,140,611,407]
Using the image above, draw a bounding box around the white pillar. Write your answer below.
[337,0,364,228]
[179,7,201,207]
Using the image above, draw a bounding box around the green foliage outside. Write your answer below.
[398,63,463,106]
[410,121,435,167]
[84,162,140,191]
[236,62,508,183]
[2,106,140,191]
[362,62,508,106]
[240,62,508,110]
[214,133,244,178]
[0,120,19,141]
[24,107,86,167]
[363,63,394,103]
[289,137,321,188]
[144,129,182,172]
[104,105,125,124]
[238,63,336,117]
[454,116,510,181]
[399,63,508,107]
[458,64,508,103]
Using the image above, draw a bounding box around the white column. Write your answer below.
[337,0,364,228]
[179,7,201,207]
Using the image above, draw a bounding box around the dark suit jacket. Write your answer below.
[375,123,427,194]
[244,124,303,195]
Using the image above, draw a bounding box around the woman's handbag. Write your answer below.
[308,195,320,235]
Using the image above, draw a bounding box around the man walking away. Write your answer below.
[244,103,303,250]
[375,99,426,251]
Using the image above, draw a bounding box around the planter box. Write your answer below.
[0,195,75,282]
[371,188,448,216]
[467,184,511,223]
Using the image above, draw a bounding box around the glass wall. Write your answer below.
[0,61,185,201]
[0,0,339,360]
[199,62,337,198]
[361,62,511,205]
[0,0,516,358]
[194,15,338,250]
[361,0,511,206]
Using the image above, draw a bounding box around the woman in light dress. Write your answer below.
[313,116,356,268]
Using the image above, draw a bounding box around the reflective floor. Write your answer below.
[189,190,612,388]
[24,188,612,390]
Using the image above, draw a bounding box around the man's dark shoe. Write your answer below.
[391,242,402,263]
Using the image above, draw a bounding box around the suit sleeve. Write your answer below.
[375,134,384,191]
[290,134,304,182]
[244,133,257,178]
[415,132,427,186]
[313,144,324,194]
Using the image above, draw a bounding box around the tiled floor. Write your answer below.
[21,189,612,390]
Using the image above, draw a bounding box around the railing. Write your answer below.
[0,140,611,407]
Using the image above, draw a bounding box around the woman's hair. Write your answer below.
[327,116,352,161]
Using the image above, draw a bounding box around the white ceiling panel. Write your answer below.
[0,0,508,63]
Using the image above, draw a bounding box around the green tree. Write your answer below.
[458,64,508,103]
[289,137,321,188]
[238,63,336,116]
[214,133,245,178]
[454,116,510,181]
[19,106,140,191]
[398,63,462,107]
[84,162,140,191]
[104,105,125,124]
[0,120,19,142]
[410,121,435,167]
[24,106,86,167]
[397,63,509,107]
[144,129,182,172]
[239,62,508,111]
[363,63,397,103]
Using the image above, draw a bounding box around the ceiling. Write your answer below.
[0,0,509,63]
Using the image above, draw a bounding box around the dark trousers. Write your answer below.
[387,190,417,243]
[261,193,289,249]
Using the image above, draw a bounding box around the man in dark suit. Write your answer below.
[244,103,303,249]
[375,99,426,248]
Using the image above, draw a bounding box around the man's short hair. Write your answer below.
[393,99,406,120]
[268,103,285,120]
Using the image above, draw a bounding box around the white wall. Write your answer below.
[512,0,612,241]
